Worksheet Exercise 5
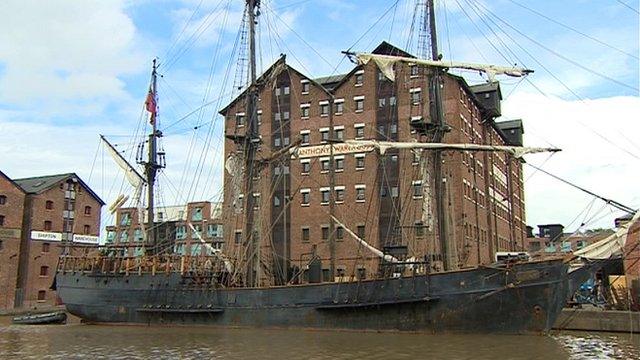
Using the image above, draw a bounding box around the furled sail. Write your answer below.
[101,135,146,189]
[574,211,640,260]
[356,53,533,82]
[344,140,560,159]
[331,215,399,263]
[187,223,234,273]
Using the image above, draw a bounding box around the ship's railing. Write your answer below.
[57,254,227,276]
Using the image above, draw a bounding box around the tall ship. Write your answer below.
[54,0,635,333]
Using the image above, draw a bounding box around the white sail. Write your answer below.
[101,135,146,189]
[574,211,640,260]
[187,223,234,273]
[356,53,533,82]
[344,140,560,159]
[331,215,399,263]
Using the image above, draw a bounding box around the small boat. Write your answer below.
[12,311,67,325]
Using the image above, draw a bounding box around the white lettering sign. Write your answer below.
[295,143,375,159]
[31,231,62,242]
[73,234,100,245]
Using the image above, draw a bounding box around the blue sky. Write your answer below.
[0,0,638,234]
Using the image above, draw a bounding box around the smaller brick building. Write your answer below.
[106,201,224,256]
[0,171,103,310]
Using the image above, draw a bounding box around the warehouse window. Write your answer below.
[83,225,90,235]
[0,195,6,205]
[40,266,49,277]
[84,206,91,215]
[302,227,310,242]
[37,290,46,301]
[321,225,329,240]
[45,200,54,210]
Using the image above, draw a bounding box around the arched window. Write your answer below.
[84,206,91,215]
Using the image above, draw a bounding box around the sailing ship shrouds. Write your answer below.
[54,0,632,334]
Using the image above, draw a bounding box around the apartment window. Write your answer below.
[336,226,344,240]
[42,242,50,253]
[322,225,329,240]
[236,113,245,127]
[63,219,73,233]
[410,64,419,76]
[320,103,330,116]
[391,186,399,198]
[355,154,365,170]
[301,160,311,174]
[84,206,91,215]
[410,88,422,104]
[234,231,243,244]
[378,98,386,108]
[0,215,4,226]
[284,86,290,95]
[44,220,52,231]
[302,227,310,242]
[134,228,143,242]
[335,188,345,202]
[301,104,310,118]
[321,189,330,204]
[390,124,397,135]
[354,97,364,112]
[301,189,310,206]
[83,224,90,235]
[274,112,281,122]
[357,224,365,239]
[335,157,344,171]
[335,128,344,141]
[335,100,344,114]
[120,213,131,226]
[45,200,54,210]
[192,207,203,221]
[320,129,329,142]
[355,70,364,86]
[413,181,423,198]
[283,136,290,146]
[320,159,330,172]
[355,185,366,202]
[390,96,397,106]
[0,195,6,205]
[274,136,281,147]
[40,266,49,277]
[176,226,186,240]
[120,230,129,243]
[415,221,425,237]
[301,80,310,94]
[37,290,46,301]
[301,132,310,145]
[283,111,290,121]
[354,124,365,139]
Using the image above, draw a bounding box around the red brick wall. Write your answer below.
[0,175,25,309]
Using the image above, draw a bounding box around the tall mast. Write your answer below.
[425,0,456,270]
[244,0,261,287]
[144,59,163,253]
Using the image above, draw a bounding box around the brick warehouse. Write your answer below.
[220,42,527,284]
[106,201,224,256]
[0,171,103,310]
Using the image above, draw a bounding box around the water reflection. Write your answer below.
[0,321,638,360]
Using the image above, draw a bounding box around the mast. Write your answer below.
[425,0,456,270]
[244,0,261,287]
[144,59,163,253]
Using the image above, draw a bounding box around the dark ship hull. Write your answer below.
[55,258,570,334]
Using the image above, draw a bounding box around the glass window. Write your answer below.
[46,200,54,210]
[321,160,330,171]
[378,98,386,108]
[335,129,344,141]
[411,90,421,104]
[120,230,129,243]
[236,114,245,127]
[357,225,365,239]
[176,226,186,240]
[355,99,364,111]
[321,130,329,142]
[355,127,364,139]
[106,231,115,243]
[284,86,290,95]
[390,96,397,106]
[322,226,329,240]
[335,102,343,114]
[0,195,6,205]
[321,190,330,204]
[391,186,399,198]
[301,133,310,145]
[84,206,91,215]
[120,213,131,226]
[410,64,419,76]
[134,228,143,242]
[301,107,310,118]
[301,192,310,205]
[208,224,223,238]
[413,182,423,198]
[320,103,329,116]
[336,226,344,240]
[390,124,397,134]
[235,231,243,244]
[355,73,364,85]
[274,137,281,147]
[301,162,310,174]
[415,221,425,237]
[356,187,365,201]
[335,158,344,171]
[302,82,310,93]
[335,189,345,202]
[274,196,281,207]
[356,157,365,170]
[192,207,203,221]
[302,227,310,242]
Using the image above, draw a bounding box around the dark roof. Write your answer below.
[13,173,105,205]
[314,74,348,91]
[495,119,523,132]
[469,82,502,99]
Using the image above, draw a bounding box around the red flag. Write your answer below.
[145,89,157,124]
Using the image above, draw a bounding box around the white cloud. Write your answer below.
[503,93,640,230]
[0,0,147,107]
